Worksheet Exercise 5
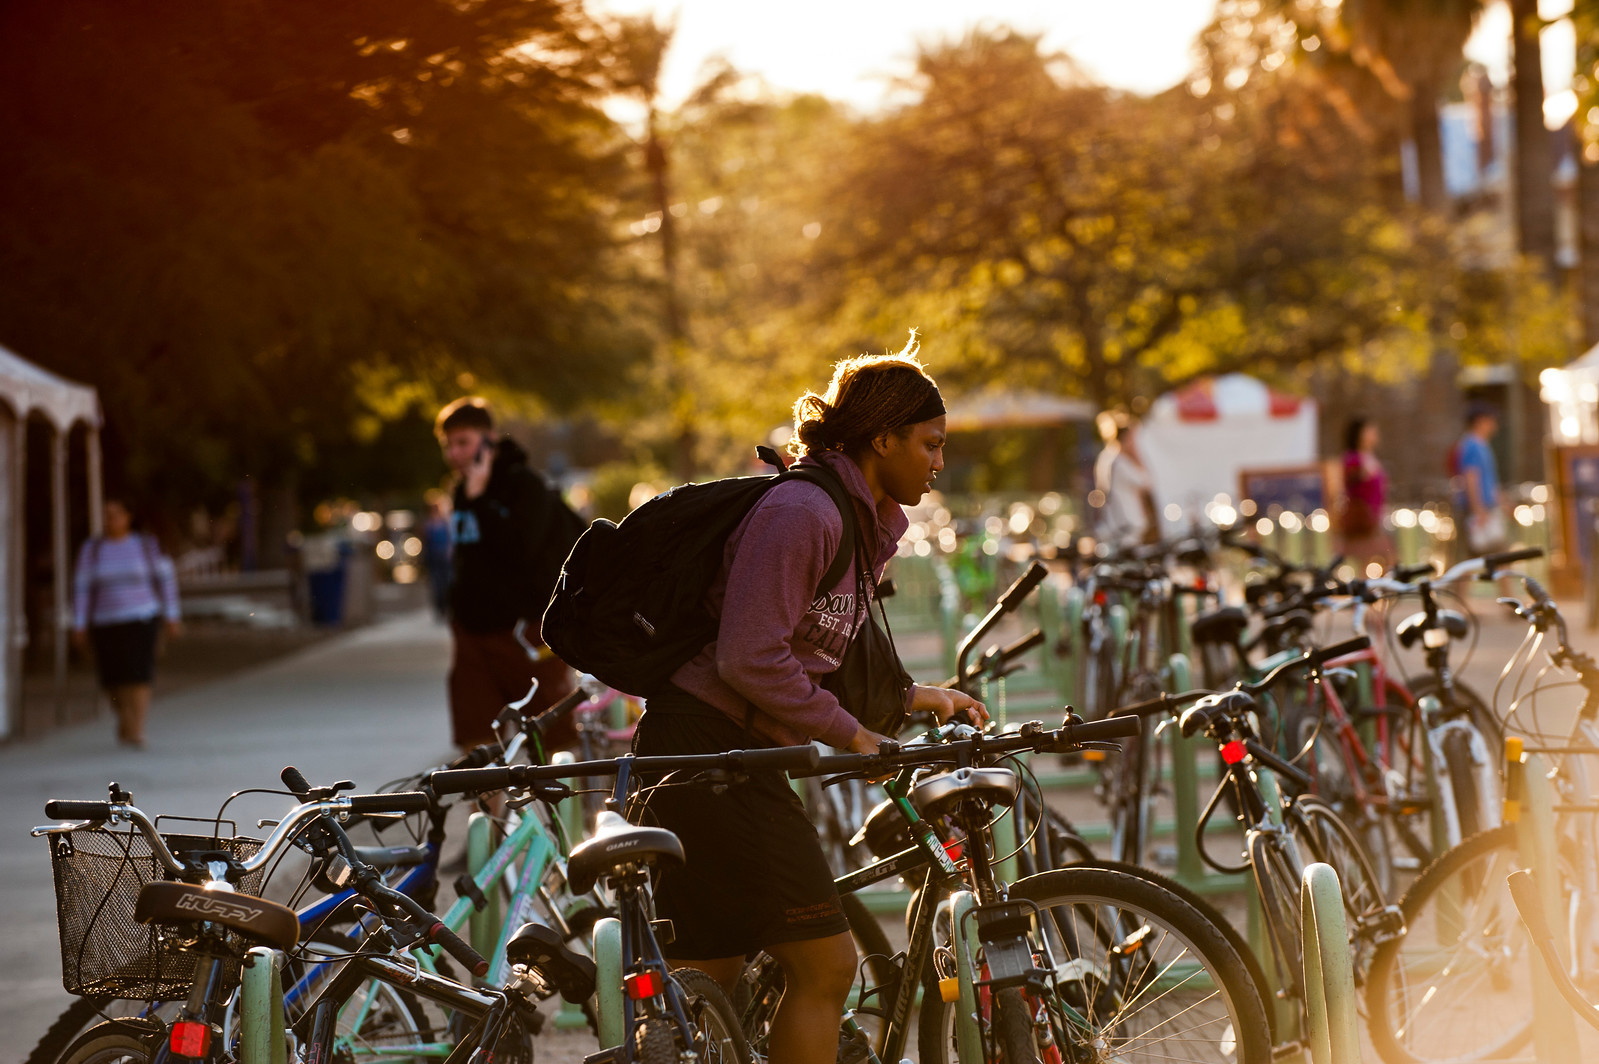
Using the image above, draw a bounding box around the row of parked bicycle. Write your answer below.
[28,530,1598,1063]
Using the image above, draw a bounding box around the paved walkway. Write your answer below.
[1,611,455,1053]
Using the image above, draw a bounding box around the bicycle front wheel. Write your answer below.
[917,867,1271,1063]
[1364,825,1548,1064]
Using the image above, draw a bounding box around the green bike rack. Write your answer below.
[240,946,287,1064]
[1300,862,1362,1064]
[946,890,982,1060]
[1060,584,1084,709]
[1505,741,1582,1063]
[1163,652,1211,887]
[593,915,624,1048]
[936,560,963,675]
[466,810,502,963]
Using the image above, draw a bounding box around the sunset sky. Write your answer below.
[590,0,1577,115]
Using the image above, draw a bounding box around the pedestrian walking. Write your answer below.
[420,489,452,622]
[1092,409,1158,549]
[1336,417,1393,572]
[630,345,986,1064]
[70,497,182,747]
[436,397,583,750]
[1451,402,1508,555]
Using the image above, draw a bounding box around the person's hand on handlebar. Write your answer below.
[846,722,895,755]
[910,684,989,727]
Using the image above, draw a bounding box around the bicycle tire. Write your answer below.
[1291,794,1390,983]
[993,986,1041,1063]
[1364,824,1558,1064]
[917,867,1271,1063]
[671,967,754,1063]
[1249,830,1303,1001]
[23,999,161,1064]
[635,1017,677,1064]
[300,928,435,1061]
[52,1021,158,1064]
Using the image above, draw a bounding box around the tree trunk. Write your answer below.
[1510,0,1557,271]
[1581,154,1599,348]
[1412,87,1448,213]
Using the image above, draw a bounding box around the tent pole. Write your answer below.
[86,425,103,536]
[8,417,25,739]
[51,428,68,724]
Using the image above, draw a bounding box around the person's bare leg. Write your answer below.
[763,932,858,1064]
[667,955,745,996]
[108,685,130,741]
[123,684,152,744]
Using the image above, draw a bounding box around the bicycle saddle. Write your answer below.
[909,767,1019,821]
[134,881,300,953]
[1179,691,1256,739]
[1244,610,1313,654]
[1190,606,1249,647]
[505,921,597,1003]
[567,811,684,895]
[850,797,912,858]
[1395,609,1469,649]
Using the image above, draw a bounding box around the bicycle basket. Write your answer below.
[48,828,265,999]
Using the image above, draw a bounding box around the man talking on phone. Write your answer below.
[435,397,583,751]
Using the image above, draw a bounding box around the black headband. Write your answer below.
[895,385,946,429]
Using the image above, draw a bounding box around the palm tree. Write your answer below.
[1340,0,1484,212]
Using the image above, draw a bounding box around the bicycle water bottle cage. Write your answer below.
[968,900,1048,994]
[1395,609,1468,649]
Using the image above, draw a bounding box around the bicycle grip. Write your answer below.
[1392,561,1437,582]
[428,922,490,978]
[997,563,1049,612]
[427,767,514,795]
[446,743,504,771]
[1110,693,1177,719]
[1313,635,1370,663]
[1485,547,1543,569]
[535,687,588,733]
[1068,716,1142,744]
[346,792,431,814]
[45,800,112,820]
[733,745,822,772]
[281,766,313,798]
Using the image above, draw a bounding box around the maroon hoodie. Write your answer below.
[668,450,910,748]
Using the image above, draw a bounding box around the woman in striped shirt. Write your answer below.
[70,498,181,747]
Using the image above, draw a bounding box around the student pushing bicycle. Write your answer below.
[627,341,987,1064]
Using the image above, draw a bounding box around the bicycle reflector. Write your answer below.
[169,1021,212,1058]
[1220,740,1248,765]
[625,970,663,1000]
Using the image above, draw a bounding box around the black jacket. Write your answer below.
[449,437,565,633]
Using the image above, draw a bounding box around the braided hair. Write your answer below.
[790,336,943,459]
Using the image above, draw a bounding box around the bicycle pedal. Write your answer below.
[582,1051,624,1064]
[1358,905,1406,945]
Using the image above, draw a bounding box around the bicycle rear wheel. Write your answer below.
[917,867,1270,1063]
[52,1022,157,1064]
[671,967,753,1063]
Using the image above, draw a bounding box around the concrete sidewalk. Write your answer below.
[0,610,455,1051]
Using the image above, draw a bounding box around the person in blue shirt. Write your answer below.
[1452,402,1506,554]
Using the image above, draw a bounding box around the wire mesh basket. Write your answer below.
[48,828,264,999]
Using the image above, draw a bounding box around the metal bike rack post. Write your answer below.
[1164,652,1209,886]
[1505,739,1582,1063]
[240,946,288,1064]
[466,810,502,962]
[592,915,624,1048]
[936,560,962,675]
[945,890,983,1061]
[1299,862,1362,1064]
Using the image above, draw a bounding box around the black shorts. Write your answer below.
[89,618,160,688]
[632,688,849,959]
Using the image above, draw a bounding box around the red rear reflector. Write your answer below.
[1093,591,1107,606]
[625,970,662,1000]
[170,1022,211,1058]
[1221,741,1248,765]
[944,839,964,862]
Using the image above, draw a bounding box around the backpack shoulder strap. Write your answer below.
[778,465,857,598]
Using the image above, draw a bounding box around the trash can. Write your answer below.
[302,534,351,627]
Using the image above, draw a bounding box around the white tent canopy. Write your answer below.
[1138,373,1319,528]
[0,344,102,740]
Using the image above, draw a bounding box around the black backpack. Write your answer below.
[542,450,858,697]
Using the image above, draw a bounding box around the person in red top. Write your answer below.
[1336,417,1393,572]
[634,343,987,1064]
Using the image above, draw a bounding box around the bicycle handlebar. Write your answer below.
[956,562,1048,689]
[426,744,823,796]
[1111,635,1371,723]
[790,715,1141,780]
[997,562,1049,613]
